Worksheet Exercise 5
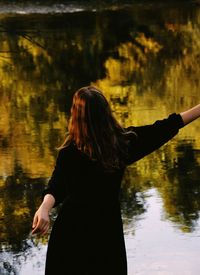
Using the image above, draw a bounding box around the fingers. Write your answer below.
[32,214,38,229]
[31,223,40,234]
[32,218,50,235]
[40,223,50,235]
[38,219,50,235]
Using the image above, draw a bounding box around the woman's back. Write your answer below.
[44,142,128,275]
[52,142,125,206]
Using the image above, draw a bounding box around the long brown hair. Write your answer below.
[58,86,135,172]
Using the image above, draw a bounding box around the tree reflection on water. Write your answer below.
[0,2,200,274]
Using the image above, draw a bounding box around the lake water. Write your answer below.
[0,1,200,274]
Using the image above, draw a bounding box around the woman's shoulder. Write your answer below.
[56,142,77,157]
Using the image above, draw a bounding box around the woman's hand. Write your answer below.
[32,204,50,235]
[31,194,55,235]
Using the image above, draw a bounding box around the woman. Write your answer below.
[32,86,200,275]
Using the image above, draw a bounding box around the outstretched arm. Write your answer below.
[125,103,200,165]
[180,104,200,126]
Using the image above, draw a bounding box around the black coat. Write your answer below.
[42,113,184,275]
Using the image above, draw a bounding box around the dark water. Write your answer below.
[0,2,200,274]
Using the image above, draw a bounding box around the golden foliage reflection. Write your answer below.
[1,7,200,250]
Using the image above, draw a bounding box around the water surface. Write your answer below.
[0,1,200,274]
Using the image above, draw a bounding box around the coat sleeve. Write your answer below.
[42,148,69,207]
[125,113,184,165]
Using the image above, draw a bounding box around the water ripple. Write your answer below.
[0,4,89,15]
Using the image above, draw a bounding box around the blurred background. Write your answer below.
[0,1,200,274]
